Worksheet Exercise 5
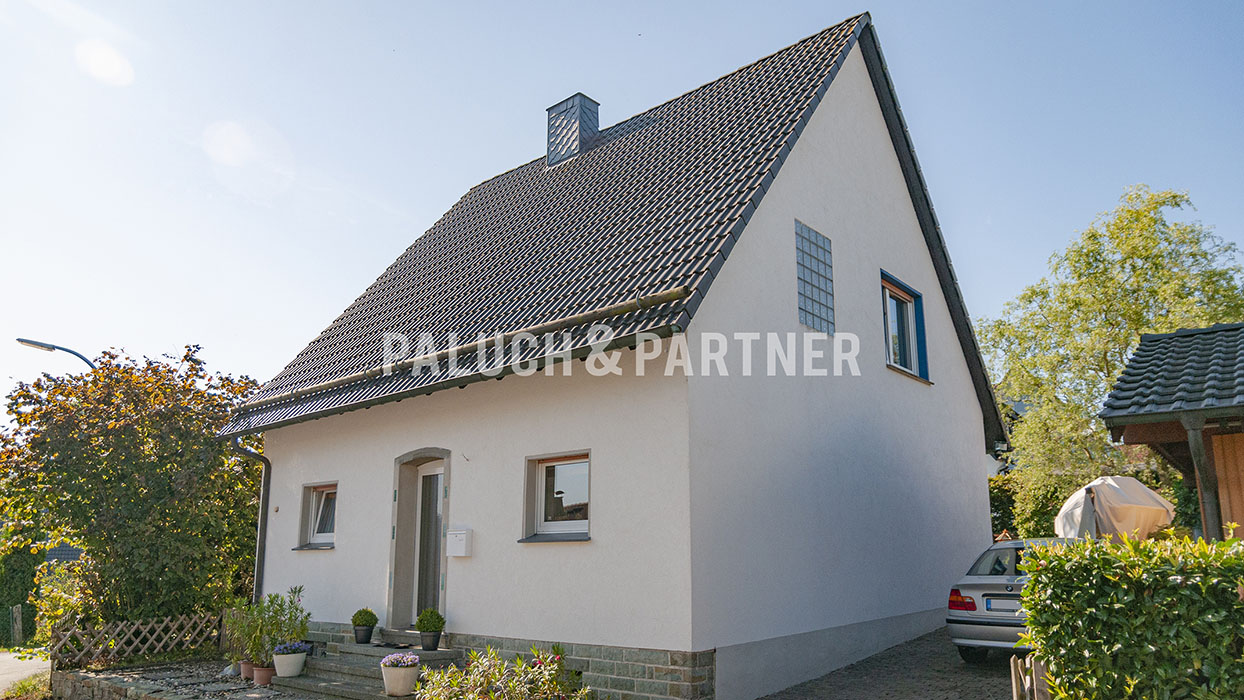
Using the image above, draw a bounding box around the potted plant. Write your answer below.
[248,586,311,686]
[352,608,379,644]
[229,606,257,679]
[274,640,311,677]
[246,597,276,686]
[380,652,421,696]
[413,608,445,651]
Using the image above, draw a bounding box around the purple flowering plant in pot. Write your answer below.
[379,652,421,697]
[274,640,312,678]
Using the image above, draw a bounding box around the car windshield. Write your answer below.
[968,547,1025,576]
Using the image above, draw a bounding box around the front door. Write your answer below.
[414,463,444,616]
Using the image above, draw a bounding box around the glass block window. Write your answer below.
[796,220,834,333]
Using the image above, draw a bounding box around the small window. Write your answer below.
[795,220,834,333]
[304,484,337,545]
[528,454,589,536]
[881,272,928,379]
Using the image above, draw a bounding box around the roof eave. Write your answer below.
[855,23,1009,453]
[218,321,686,439]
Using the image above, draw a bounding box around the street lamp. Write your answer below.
[16,337,97,369]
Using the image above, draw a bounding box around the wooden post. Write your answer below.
[1010,654,1026,700]
[1183,415,1224,541]
[10,604,22,645]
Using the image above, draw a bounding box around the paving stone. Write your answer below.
[760,629,1011,700]
[196,683,249,693]
[140,672,193,681]
[223,690,280,700]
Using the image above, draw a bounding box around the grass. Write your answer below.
[2,671,49,700]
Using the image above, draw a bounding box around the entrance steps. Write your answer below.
[271,629,462,700]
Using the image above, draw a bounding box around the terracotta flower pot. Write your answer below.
[239,661,254,680]
[274,651,307,677]
[381,665,420,696]
[252,666,276,686]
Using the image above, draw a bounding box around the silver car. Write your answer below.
[946,538,1068,663]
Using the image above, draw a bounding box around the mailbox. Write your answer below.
[447,528,472,557]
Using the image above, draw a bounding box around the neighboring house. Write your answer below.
[1102,323,1244,541]
[44,543,82,562]
[222,13,1006,700]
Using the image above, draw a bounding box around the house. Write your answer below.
[222,13,1006,700]
[1101,323,1244,541]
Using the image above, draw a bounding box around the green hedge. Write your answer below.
[0,547,40,646]
[1022,537,1244,698]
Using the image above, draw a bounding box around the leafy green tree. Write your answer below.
[0,346,260,623]
[988,473,1017,536]
[980,186,1244,536]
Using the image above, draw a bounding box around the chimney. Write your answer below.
[546,93,599,166]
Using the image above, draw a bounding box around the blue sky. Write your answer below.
[1,0,1241,388]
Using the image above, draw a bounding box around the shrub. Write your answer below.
[420,647,588,700]
[0,348,261,622]
[1021,536,1244,698]
[351,608,378,627]
[380,652,420,667]
[0,540,39,646]
[31,559,101,644]
[414,608,444,633]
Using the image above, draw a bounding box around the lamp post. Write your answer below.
[16,337,97,370]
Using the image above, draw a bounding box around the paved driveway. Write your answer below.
[763,628,1012,700]
[0,651,48,690]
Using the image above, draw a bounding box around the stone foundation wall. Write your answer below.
[52,671,185,700]
[447,633,715,700]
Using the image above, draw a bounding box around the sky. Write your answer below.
[1,0,1242,391]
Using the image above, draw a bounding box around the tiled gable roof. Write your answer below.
[222,13,1006,448]
[1101,323,1244,423]
[222,16,868,436]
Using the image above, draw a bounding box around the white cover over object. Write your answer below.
[1054,476,1175,539]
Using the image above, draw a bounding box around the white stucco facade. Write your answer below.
[261,355,695,651]
[681,46,993,698]
[255,37,994,700]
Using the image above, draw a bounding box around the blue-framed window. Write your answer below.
[880,271,928,380]
[795,220,834,333]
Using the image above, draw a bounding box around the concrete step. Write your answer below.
[306,654,457,683]
[329,643,461,665]
[378,629,439,647]
[270,675,387,700]
[306,656,384,681]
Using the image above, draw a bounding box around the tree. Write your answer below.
[0,346,260,623]
[980,185,1244,536]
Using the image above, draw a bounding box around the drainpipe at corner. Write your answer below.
[232,438,272,603]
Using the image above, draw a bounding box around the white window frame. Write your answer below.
[883,282,917,373]
[305,483,337,545]
[531,454,590,536]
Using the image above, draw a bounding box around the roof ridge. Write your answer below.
[1139,322,1244,342]
[456,14,871,194]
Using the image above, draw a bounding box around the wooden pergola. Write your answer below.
[1101,324,1244,541]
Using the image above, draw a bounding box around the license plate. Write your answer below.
[986,598,1020,612]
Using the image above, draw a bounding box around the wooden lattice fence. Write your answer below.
[49,612,222,669]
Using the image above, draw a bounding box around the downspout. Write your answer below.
[232,438,272,602]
